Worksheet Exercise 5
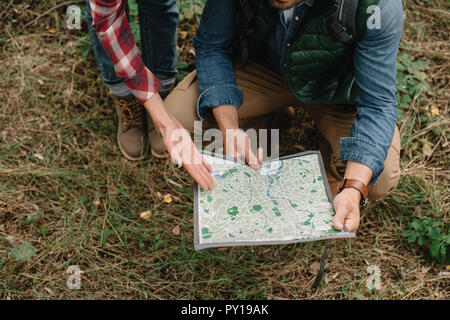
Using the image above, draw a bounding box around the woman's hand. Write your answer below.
[144,93,214,190]
[161,118,214,190]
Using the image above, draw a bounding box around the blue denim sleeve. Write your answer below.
[193,0,244,120]
[340,0,403,185]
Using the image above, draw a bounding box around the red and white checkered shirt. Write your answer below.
[89,0,161,104]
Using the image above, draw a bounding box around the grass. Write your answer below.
[0,0,448,299]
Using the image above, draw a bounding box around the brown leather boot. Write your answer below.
[143,83,174,159]
[114,95,148,161]
[146,113,169,159]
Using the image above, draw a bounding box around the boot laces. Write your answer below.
[120,101,144,127]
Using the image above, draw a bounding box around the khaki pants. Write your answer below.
[165,62,401,200]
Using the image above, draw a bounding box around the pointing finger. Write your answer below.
[257,147,263,163]
[202,157,212,173]
[244,136,260,170]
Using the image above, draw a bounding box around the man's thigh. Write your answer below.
[164,62,296,133]
[164,71,200,133]
[299,103,401,199]
[234,61,297,119]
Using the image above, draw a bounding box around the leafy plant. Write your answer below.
[396,52,431,111]
[11,241,37,262]
[176,60,190,82]
[127,0,141,46]
[395,52,436,150]
[402,218,450,264]
[178,0,206,24]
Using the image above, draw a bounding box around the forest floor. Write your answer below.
[0,0,448,299]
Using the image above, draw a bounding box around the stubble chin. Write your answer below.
[268,0,303,10]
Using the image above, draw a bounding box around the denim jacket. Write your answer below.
[193,0,403,184]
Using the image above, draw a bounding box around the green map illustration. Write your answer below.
[194,151,354,250]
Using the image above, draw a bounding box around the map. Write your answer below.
[194,151,355,250]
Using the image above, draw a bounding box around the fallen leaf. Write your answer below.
[33,153,44,160]
[172,225,180,236]
[6,236,19,248]
[140,211,152,220]
[309,262,320,275]
[93,198,101,207]
[430,104,439,117]
[179,31,188,39]
[423,140,433,157]
[156,191,162,199]
[163,194,172,204]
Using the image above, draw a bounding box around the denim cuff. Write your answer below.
[339,137,387,185]
[196,84,244,120]
[106,81,131,98]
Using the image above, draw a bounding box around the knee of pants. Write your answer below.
[164,72,200,133]
[368,154,401,201]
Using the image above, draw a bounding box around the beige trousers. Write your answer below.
[165,62,401,200]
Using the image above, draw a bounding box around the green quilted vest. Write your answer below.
[243,0,380,105]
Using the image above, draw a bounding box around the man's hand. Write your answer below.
[213,105,263,169]
[332,188,361,232]
[144,93,214,191]
[332,160,373,232]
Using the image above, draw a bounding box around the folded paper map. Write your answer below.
[194,151,355,250]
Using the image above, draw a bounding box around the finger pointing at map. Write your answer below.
[224,129,263,170]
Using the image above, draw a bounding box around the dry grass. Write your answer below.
[0,0,448,299]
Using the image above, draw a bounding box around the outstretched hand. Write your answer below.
[161,119,214,191]
[144,93,214,191]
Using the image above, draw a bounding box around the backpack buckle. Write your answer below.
[330,17,355,44]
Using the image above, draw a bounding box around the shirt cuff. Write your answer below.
[196,84,244,120]
[124,68,162,105]
[339,137,387,185]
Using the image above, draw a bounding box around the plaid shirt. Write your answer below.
[89,0,161,104]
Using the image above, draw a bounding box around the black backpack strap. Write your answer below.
[236,0,255,67]
[330,0,360,44]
